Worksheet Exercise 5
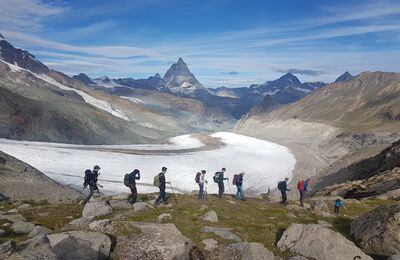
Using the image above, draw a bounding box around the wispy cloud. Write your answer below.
[276,69,327,76]
[221,71,239,75]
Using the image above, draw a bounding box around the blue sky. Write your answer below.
[1,0,400,88]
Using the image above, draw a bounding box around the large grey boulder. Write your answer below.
[203,210,218,222]
[201,226,242,242]
[310,199,330,212]
[10,234,57,260]
[202,238,218,251]
[28,225,52,238]
[111,192,131,200]
[62,217,91,232]
[0,240,16,256]
[82,200,113,219]
[0,214,26,223]
[229,242,276,260]
[114,222,193,260]
[48,231,111,260]
[108,199,132,209]
[11,221,35,235]
[277,224,372,260]
[350,203,400,256]
[133,202,153,212]
[89,219,111,232]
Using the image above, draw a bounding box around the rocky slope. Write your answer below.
[0,151,81,203]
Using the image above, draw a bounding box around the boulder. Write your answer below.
[201,226,242,242]
[111,192,131,200]
[310,199,330,212]
[203,210,218,222]
[11,221,35,235]
[28,225,52,238]
[62,217,91,231]
[229,242,276,260]
[48,231,111,260]
[200,204,208,211]
[0,214,26,223]
[202,238,218,251]
[0,240,16,257]
[0,192,10,202]
[377,188,400,200]
[350,203,400,256]
[114,222,193,260]
[11,234,57,259]
[158,213,173,223]
[108,199,132,209]
[277,224,372,260]
[317,220,333,228]
[387,255,400,260]
[17,203,32,210]
[7,209,18,214]
[0,229,5,236]
[133,202,153,212]
[82,201,113,219]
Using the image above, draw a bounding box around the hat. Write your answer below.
[94,165,101,170]
[133,169,140,174]
[201,170,206,173]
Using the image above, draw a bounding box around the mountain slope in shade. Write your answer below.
[72,73,95,85]
[335,71,354,83]
[163,57,209,96]
[0,34,49,74]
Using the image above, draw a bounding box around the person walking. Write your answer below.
[297,179,305,207]
[154,167,170,205]
[278,177,290,207]
[124,169,140,205]
[334,198,343,214]
[234,172,245,200]
[214,168,228,198]
[197,170,208,200]
[83,165,101,204]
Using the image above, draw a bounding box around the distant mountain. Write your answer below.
[72,73,95,85]
[335,71,354,83]
[115,73,166,91]
[0,34,49,74]
[163,57,209,96]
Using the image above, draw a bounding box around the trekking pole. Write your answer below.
[169,183,178,204]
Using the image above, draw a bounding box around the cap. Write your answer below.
[94,165,101,170]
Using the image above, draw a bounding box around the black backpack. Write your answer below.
[195,172,201,183]
[124,173,131,187]
[277,181,284,190]
[213,172,220,183]
[83,169,92,187]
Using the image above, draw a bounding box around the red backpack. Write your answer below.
[195,172,201,183]
[297,180,304,190]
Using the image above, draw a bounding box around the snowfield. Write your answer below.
[0,132,295,195]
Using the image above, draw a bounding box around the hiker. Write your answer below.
[83,165,101,204]
[124,169,140,205]
[278,177,290,206]
[214,168,228,198]
[233,172,245,200]
[334,198,343,214]
[297,179,305,207]
[154,167,170,205]
[196,170,208,200]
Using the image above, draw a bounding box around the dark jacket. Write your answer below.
[217,172,227,183]
[236,175,243,186]
[128,171,140,186]
[279,181,289,192]
[84,171,99,187]
[159,172,166,188]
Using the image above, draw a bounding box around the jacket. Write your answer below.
[128,171,140,186]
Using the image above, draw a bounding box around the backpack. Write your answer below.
[213,172,220,183]
[232,174,239,185]
[277,181,284,190]
[297,180,304,190]
[335,199,343,207]
[195,172,201,184]
[124,173,131,187]
[83,169,92,187]
[153,173,161,187]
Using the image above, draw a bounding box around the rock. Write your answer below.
[38,212,49,217]
[17,203,32,210]
[203,210,218,222]
[11,234,57,259]
[287,213,297,219]
[377,188,400,200]
[317,220,333,228]
[11,221,35,235]
[82,200,113,219]
[166,203,174,209]
[89,219,111,232]
[62,217,91,231]
[202,238,218,251]
[0,192,10,202]
[108,199,132,209]
[387,255,400,260]
[115,222,193,260]
[28,225,52,238]
[7,209,18,214]
[229,242,276,260]
[111,192,131,200]
[277,224,372,260]
[0,240,16,256]
[0,214,26,223]
[0,229,5,236]
[201,226,242,242]
[133,202,153,212]
[48,231,111,260]
[158,213,173,223]
[200,204,208,211]
[288,256,308,260]
[350,203,400,256]
[310,199,330,212]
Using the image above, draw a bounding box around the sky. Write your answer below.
[1,0,400,88]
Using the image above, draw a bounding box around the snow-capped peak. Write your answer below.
[0,33,4,40]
